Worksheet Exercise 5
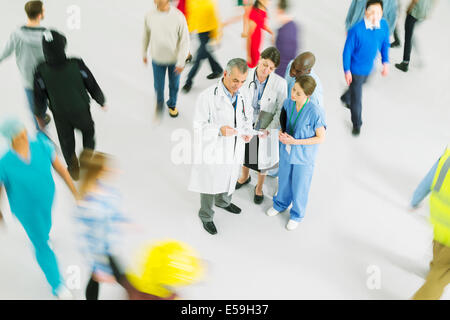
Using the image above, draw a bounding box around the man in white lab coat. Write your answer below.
[188,58,253,235]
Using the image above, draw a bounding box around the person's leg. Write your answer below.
[413,241,450,300]
[167,64,181,109]
[273,157,293,212]
[349,74,367,131]
[16,209,63,295]
[24,89,40,129]
[391,27,401,47]
[340,88,351,107]
[76,112,96,151]
[238,166,251,184]
[152,61,167,111]
[403,14,418,63]
[86,273,100,300]
[255,172,266,196]
[205,32,223,74]
[289,165,314,221]
[215,192,232,208]
[199,193,215,222]
[53,116,76,166]
[185,33,209,86]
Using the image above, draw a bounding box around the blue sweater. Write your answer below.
[343,19,390,76]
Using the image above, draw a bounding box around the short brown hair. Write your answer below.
[260,47,281,68]
[295,75,316,96]
[25,1,43,20]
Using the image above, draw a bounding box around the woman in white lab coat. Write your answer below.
[188,58,253,235]
[236,47,287,204]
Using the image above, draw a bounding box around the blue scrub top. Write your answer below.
[281,99,327,165]
[0,133,56,215]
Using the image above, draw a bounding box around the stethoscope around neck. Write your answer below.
[248,68,270,91]
[213,83,248,123]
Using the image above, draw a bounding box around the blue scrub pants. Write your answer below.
[273,156,314,221]
[15,208,62,295]
[152,61,180,110]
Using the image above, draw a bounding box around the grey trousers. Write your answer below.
[199,193,232,222]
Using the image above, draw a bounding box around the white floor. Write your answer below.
[0,0,449,300]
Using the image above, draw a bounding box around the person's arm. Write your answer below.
[267,81,288,130]
[411,159,439,208]
[380,21,390,76]
[343,28,356,85]
[75,59,106,107]
[0,33,16,64]
[142,16,151,64]
[33,68,49,125]
[52,155,79,200]
[281,126,326,146]
[175,15,190,72]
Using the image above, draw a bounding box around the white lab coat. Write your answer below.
[188,81,253,195]
[241,68,287,170]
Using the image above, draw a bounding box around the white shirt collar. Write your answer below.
[364,17,380,30]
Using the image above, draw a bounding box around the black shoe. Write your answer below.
[185,53,193,64]
[254,187,264,204]
[235,176,251,189]
[340,95,350,110]
[390,40,401,48]
[352,127,361,136]
[202,221,217,235]
[206,71,223,80]
[218,203,241,214]
[395,62,409,72]
[182,83,192,94]
[68,165,80,181]
[44,113,51,125]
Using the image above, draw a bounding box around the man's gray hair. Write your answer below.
[226,58,248,74]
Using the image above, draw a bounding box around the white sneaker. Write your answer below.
[266,207,280,217]
[55,285,74,300]
[286,220,299,231]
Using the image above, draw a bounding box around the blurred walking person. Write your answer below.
[410,146,450,300]
[0,117,78,299]
[0,1,51,129]
[33,30,106,181]
[182,0,223,93]
[274,0,299,77]
[247,0,274,68]
[341,0,390,136]
[143,0,190,118]
[395,0,434,72]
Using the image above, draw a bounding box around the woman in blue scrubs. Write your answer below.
[266,75,326,230]
[0,118,78,298]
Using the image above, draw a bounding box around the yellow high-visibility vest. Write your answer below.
[430,147,450,247]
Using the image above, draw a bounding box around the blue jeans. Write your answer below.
[25,88,40,129]
[152,61,180,109]
[341,74,368,129]
[185,32,223,86]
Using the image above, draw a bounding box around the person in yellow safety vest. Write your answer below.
[181,0,224,94]
[410,146,450,300]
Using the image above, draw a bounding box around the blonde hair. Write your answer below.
[78,149,109,199]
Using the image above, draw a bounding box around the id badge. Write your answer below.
[286,144,291,154]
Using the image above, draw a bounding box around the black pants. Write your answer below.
[185,32,223,86]
[53,111,95,167]
[341,74,369,130]
[403,14,418,62]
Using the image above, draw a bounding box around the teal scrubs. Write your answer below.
[0,133,62,294]
[273,99,326,221]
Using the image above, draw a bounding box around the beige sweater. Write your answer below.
[142,6,190,67]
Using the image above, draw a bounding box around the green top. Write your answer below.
[410,0,433,21]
